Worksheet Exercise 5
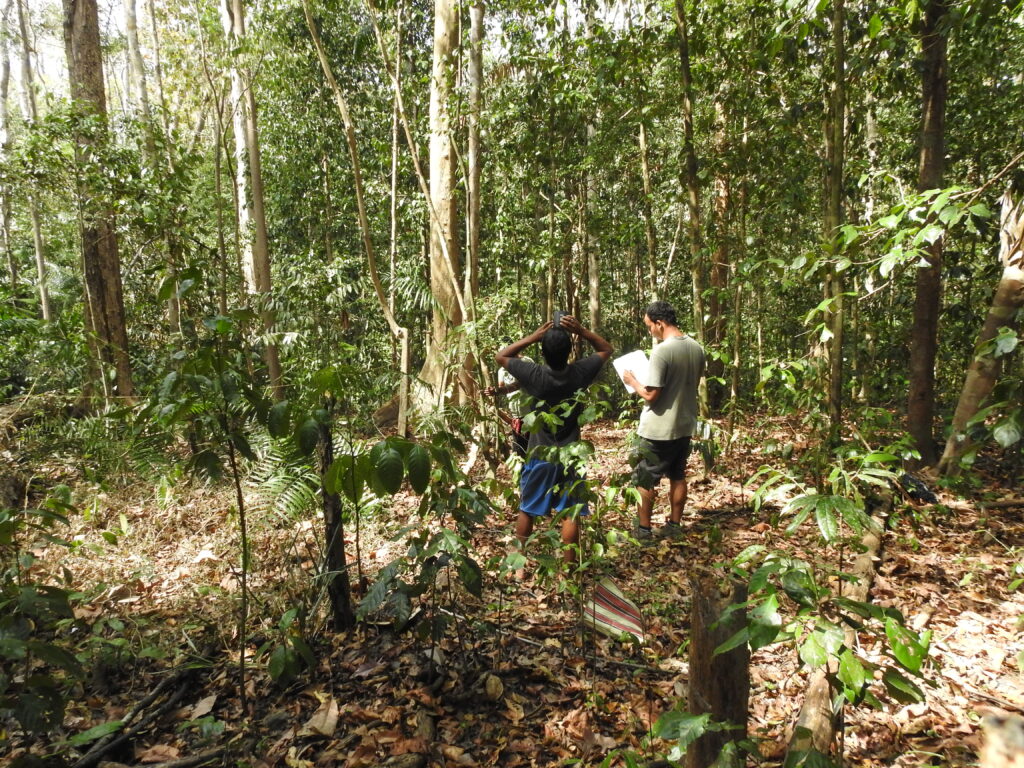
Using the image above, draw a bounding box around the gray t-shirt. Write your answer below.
[638,335,705,441]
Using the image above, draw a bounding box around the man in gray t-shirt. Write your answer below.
[622,301,705,538]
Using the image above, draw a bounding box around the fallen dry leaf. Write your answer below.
[136,744,180,763]
[190,694,217,719]
[298,697,338,738]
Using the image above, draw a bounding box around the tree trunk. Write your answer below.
[223,0,283,401]
[639,122,658,297]
[419,0,462,403]
[0,1,15,295]
[674,0,704,346]
[18,0,50,321]
[123,0,150,119]
[938,191,1024,475]
[823,0,846,437]
[467,0,483,311]
[63,0,133,399]
[318,418,355,632]
[707,102,730,413]
[687,571,748,768]
[908,0,949,466]
[583,0,600,331]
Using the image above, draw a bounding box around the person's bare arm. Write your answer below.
[496,322,551,369]
[622,370,661,403]
[560,315,613,361]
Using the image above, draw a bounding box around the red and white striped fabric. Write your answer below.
[584,577,645,644]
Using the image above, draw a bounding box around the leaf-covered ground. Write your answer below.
[17,419,1024,767]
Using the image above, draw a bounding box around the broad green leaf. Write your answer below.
[749,594,782,650]
[68,720,124,747]
[268,400,291,438]
[26,641,82,675]
[405,445,431,494]
[374,447,404,495]
[814,499,839,543]
[193,450,222,481]
[868,13,882,37]
[713,627,750,657]
[799,631,828,668]
[885,617,928,673]
[295,418,320,456]
[654,710,710,748]
[882,668,924,703]
[994,422,1022,448]
[838,649,867,701]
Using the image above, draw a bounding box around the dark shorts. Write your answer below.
[631,436,692,488]
[519,459,589,517]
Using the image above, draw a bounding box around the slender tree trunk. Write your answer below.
[823,0,846,437]
[583,0,600,330]
[123,0,150,118]
[908,0,949,466]
[467,0,483,311]
[674,0,704,346]
[224,0,283,401]
[639,121,658,297]
[63,0,133,398]
[17,0,50,320]
[707,101,731,413]
[0,0,15,295]
[938,191,1024,475]
[388,0,401,323]
[318,417,355,631]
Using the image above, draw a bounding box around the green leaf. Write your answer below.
[193,450,222,481]
[26,641,82,675]
[868,13,882,37]
[838,649,867,701]
[882,668,924,703]
[885,617,928,673]
[749,594,782,650]
[653,710,710,748]
[68,720,124,746]
[295,418,320,456]
[799,630,828,668]
[458,557,483,598]
[968,203,992,218]
[374,447,404,495]
[814,499,839,543]
[782,568,817,609]
[268,644,300,685]
[268,400,291,438]
[713,627,750,656]
[405,445,431,494]
[994,422,1022,448]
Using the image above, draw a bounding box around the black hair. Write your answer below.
[541,327,571,370]
[645,300,677,327]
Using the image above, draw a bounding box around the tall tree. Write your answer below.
[17,0,50,321]
[823,0,846,436]
[63,0,133,398]
[907,0,950,465]
[222,0,283,400]
[0,0,14,294]
[421,0,462,402]
[674,0,704,347]
[938,190,1024,475]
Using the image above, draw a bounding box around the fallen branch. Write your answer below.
[72,666,200,768]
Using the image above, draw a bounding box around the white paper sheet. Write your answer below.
[613,350,649,394]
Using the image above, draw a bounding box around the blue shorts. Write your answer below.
[519,459,589,518]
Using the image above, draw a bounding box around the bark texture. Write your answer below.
[64,0,133,398]
[907,0,949,466]
[687,571,749,768]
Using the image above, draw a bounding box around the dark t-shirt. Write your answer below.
[505,354,605,451]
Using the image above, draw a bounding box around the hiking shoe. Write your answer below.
[655,522,684,539]
[633,521,653,541]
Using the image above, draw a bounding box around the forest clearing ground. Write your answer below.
[22,419,1024,767]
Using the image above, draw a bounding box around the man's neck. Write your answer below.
[660,326,684,340]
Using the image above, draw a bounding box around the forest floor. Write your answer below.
[17,418,1024,767]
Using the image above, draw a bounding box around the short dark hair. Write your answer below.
[645,300,677,327]
[541,327,571,370]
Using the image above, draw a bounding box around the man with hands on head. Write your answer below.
[622,300,705,540]
[495,315,613,566]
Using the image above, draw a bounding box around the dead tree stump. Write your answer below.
[687,570,749,768]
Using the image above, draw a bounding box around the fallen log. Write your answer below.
[785,497,890,765]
